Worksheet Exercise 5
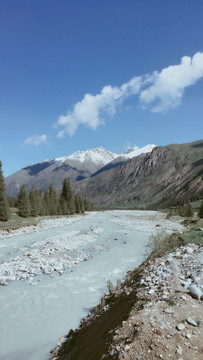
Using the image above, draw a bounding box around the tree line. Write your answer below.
[17,178,94,218]
[0,161,93,221]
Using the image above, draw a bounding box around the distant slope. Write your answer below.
[73,140,203,208]
[5,144,156,197]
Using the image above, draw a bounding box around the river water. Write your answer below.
[0,210,182,360]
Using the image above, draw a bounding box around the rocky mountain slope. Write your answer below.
[5,144,156,198]
[74,140,203,208]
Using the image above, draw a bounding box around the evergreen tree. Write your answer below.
[29,188,38,217]
[17,185,31,218]
[74,193,81,214]
[79,196,85,213]
[7,196,17,208]
[199,201,203,218]
[0,161,9,221]
[43,189,50,215]
[58,196,69,215]
[37,190,45,216]
[184,204,194,217]
[84,197,94,211]
[48,184,58,215]
[69,198,76,215]
[61,178,72,204]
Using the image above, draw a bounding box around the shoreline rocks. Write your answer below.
[50,243,203,360]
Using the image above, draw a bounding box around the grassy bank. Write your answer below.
[0,207,38,231]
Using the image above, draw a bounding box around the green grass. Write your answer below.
[190,199,203,209]
[0,208,38,231]
[146,217,203,259]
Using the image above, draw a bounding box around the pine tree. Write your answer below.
[58,196,69,215]
[185,204,194,217]
[79,196,85,213]
[37,190,45,216]
[43,189,50,215]
[199,201,203,218]
[61,178,72,204]
[29,188,38,217]
[69,198,76,215]
[0,161,9,221]
[48,184,58,215]
[17,185,31,218]
[74,193,81,214]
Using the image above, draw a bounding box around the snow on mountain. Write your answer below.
[56,147,119,166]
[54,144,156,166]
[121,144,156,159]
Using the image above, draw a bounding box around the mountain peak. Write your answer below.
[122,144,157,159]
[56,147,119,166]
[55,144,157,166]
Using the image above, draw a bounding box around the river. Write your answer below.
[0,210,183,360]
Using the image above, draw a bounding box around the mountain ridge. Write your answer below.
[73,140,203,208]
[5,144,156,197]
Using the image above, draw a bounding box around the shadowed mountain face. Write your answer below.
[5,140,203,207]
[5,145,156,198]
[73,140,203,208]
[5,158,101,198]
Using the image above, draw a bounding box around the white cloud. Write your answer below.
[139,52,203,112]
[55,51,203,136]
[55,76,146,137]
[24,134,48,146]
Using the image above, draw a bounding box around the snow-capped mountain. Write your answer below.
[5,143,156,197]
[122,144,156,159]
[55,144,156,166]
[55,147,119,166]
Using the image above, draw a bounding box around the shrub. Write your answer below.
[146,231,185,259]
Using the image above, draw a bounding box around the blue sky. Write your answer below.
[0,0,203,177]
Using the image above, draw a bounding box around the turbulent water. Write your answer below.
[0,210,182,360]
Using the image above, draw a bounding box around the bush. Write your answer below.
[146,231,185,259]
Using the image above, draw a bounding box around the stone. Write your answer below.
[189,285,202,300]
[176,345,183,355]
[164,308,173,314]
[186,247,193,254]
[149,289,155,294]
[186,317,198,326]
[177,323,185,331]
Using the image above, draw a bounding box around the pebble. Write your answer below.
[186,317,198,326]
[176,345,183,355]
[189,285,203,300]
[177,323,185,331]
[164,308,173,314]
[148,289,155,294]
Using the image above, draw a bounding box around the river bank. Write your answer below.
[50,219,203,360]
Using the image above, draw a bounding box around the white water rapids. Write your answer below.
[0,210,183,360]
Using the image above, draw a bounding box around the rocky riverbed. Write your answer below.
[50,242,203,360]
